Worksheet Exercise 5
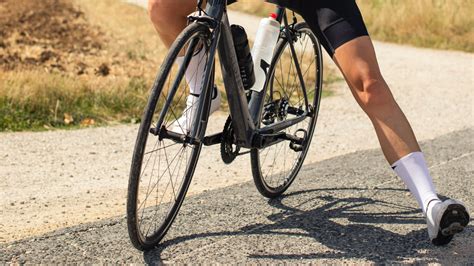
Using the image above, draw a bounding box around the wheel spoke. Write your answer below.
[254,27,321,196]
[138,145,185,217]
[128,25,211,248]
[144,142,180,155]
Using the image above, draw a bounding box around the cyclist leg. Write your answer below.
[271,1,421,165]
[148,0,236,46]
[148,0,199,47]
[270,0,419,163]
[333,35,469,246]
[148,0,222,133]
[332,35,442,209]
[271,0,470,245]
[307,1,443,218]
[148,0,206,94]
[333,38,420,164]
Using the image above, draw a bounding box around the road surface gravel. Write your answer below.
[1,129,472,263]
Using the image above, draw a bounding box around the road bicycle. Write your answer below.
[127,0,323,250]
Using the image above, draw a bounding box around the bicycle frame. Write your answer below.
[187,0,310,149]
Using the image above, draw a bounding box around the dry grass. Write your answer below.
[0,71,149,131]
[75,0,167,69]
[1,0,336,132]
[359,0,474,52]
[231,0,474,52]
[0,0,164,131]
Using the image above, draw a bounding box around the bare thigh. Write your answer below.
[333,36,390,110]
[148,0,203,47]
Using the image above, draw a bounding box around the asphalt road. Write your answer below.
[1,128,472,264]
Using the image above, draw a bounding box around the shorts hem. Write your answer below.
[323,17,369,54]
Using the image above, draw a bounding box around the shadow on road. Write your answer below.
[143,187,470,263]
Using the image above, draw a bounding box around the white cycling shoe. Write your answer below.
[426,199,470,246]
[169,87,221,135]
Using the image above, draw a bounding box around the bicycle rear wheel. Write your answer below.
[127,23,212,250]
[251,22,323,198]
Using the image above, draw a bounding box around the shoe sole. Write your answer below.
[432,204,470,246]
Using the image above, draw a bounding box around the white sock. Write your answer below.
[176,47,207,95]
[392,152,441,215]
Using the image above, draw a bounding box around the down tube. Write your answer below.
[217,12,255,147]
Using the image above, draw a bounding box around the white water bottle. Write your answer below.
[250,13,280,92]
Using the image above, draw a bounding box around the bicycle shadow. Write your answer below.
[143,187,472,263]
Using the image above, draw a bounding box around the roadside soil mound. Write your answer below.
[0,0,108,76]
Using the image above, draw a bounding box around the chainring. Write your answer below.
[220,116,240,164]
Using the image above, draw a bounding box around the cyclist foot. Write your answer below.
[169,87,221,134]
[426,199,470,246]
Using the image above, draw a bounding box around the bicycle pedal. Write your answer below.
[289,129,307,152]
[289,142,303,152]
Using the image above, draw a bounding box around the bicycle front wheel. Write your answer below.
[127,23,212,250]
[251,22,323,198]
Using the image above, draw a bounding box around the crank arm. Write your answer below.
[151,126,200,145]
[237,149,251,156]
[254,130,306,150]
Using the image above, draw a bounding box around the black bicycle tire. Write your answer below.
[251,22,323,198]
[127,22,211,251]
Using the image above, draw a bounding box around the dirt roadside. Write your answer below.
[0,0,106,75]
[1,3,473,243]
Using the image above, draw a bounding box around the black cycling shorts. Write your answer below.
[264,0,369,57]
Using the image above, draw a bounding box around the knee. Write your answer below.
[148,0,179,30]
[355,75,394,114]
